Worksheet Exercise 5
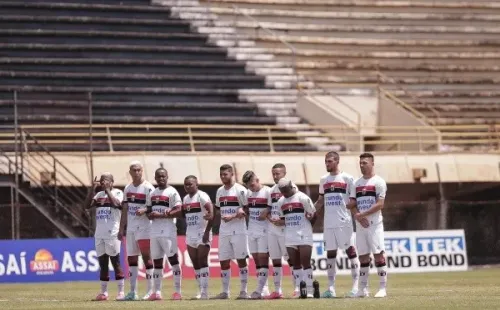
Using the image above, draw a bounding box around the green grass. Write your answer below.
[1,268,500,309]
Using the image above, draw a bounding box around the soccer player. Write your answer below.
[353,153,388,298]
[242,170,271,299]
[276,178,316,298]
[146,168,183,301]
[268,163,297,298]
[213,164,250,300]
[316,151,360,298]
[86,173,125,301]
[182,175,214,300]
[119,161,155,301]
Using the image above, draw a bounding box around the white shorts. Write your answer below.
[95,238,121,256]
[249,234,268,254]
[285,234,314,248]
[324,226,354,251]
[186,231,212,249]
[150,236,178,260]
[126,227,150,256]
[268,233,288,260]
[218,234,249,261]
[356,222,385,256]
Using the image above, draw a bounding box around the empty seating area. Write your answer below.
[193,0,500,129]
[0,0,325,152]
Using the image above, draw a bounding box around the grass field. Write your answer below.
[1,268,499,309]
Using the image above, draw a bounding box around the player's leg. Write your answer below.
[298,245,314,298]
[371,223,387,298]
[187,244,201,299]
[323,228,338,297]
[258,237,270,297]
[95,238,110,301]
[149,238,165,300]
[248,237,261,298]
[197,243,211,299]
[166,237,182,300]
[137,238,154,300]
[286,246,301,298]
[338,226,360,296]
[267,233,284,298]
[355,228,371,298]
[107,239,125,300]
[233,234,250,299]
[125,231,140,300]
[213,235,232,299]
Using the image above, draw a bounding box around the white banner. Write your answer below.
[311,229,468,275]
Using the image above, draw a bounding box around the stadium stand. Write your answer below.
[175,0,500,145]
[0,0,345,152]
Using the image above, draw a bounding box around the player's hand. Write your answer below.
[236,209,246,219]
[355,213,370,228]
[149,211,161,219]
[203,212,212,220]
[135,208,146,216]
[202,231,210,244]
[305,212,314,220]
[222,215,234,223]
[92,176,100,189]
[117,230,124,241]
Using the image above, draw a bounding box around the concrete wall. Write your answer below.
[11,153,500,186]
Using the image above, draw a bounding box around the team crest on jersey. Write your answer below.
[130,195,135,202]
[362,187,367,195]
[155,197,160,204]
[330,183,336,191]
[100,199,105,205]
[223,199,227,206]
[252,200,256,206]
[186,204,191,212]
[288,205,293,212]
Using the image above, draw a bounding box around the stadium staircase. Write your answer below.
[179,0,500,150]
[0,132,92,237]
[0,0,345,152]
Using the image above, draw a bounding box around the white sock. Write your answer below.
[239,267,249,293]
[257,268,269,293]
[195,269,201,293]
[272,266,282,293]
[153,268,163,294]
[172,264,182,294]
[200,267,210,294]
[326,258,336,291]
[377,264,387,290]
[304,268,313,294]
[145,268,154,294]
[350,257,360,291]
[293,269,302,290]
[117,278,125,294]
[129,266,138,293]
[221,269,230,294]
[100,281,108,295]
[360,266,369,290]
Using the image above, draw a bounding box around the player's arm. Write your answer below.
[119,203,128,237]
[235,186,248,219]
[202,194,214,242]
[106,189,123,209]
[346,178,359,216]
[315,180,325,220]
[166,190,183,218]
[259,188,272,220]
[303,194,317,223]
[85,176,100,209]
[360,180,387,217]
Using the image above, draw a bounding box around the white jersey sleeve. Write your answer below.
[215,187,222,208]
[235,183,248,208]
[169,187,182,209]
[199,191,212,209]
[376,178,387,200]
[348,175,356,199]
[146,188,152,206]
[299,192,316,214]
[318,176,326,195]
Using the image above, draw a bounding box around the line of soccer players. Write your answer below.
[86,152,388,301]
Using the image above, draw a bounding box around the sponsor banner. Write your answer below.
[312,229,468,275]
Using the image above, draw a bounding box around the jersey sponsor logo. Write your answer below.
[30,249,59,275]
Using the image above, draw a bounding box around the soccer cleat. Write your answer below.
[115,292,126,301]
[292,290,300,299]
[123,292,139,301]
[147,292,162,301]
[171,292,182,300]
[356,288,370,298]
[200,292,209,300]
[307,293,314,298]
[345,289,359,298]
[142,292,153,301]
[261,286,270,298]
[374,289,387,298]
[321,290,336,298]
[192,293,201,300]
[212,292,229,299]
[236,291,250,299]
[94,293,108,301]
[250,291,262,299]
[265,291,283,299]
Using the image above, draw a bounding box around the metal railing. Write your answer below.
[1,124,499,153]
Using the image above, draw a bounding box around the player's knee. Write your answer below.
[326,250,337,259]
[167,254,179,266]
[272,260,282,267]
[198,259,208,269]
[220,260,231,270]
[153,258,163,269]
[127,256,139,267]
[346,246,357,259]
[143,257,153,269]
[375,256,386,267]
[236,259,247,268]
[98,255,110,281]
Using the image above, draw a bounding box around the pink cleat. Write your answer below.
[266,291,283,299]
[115,292,125,301]
[147,293,162,301]
[172,292,182,300]
[94,293,108,301]
[292,290,300,299]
